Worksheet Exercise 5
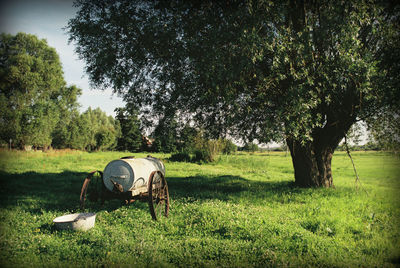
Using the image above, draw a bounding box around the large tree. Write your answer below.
[68,0,399,187]
[0,33,70,148]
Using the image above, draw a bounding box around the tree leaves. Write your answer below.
[0,33,66,147]
[68,0,398,147]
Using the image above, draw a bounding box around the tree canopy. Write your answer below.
[0,32,121,151]
[0,32,68,148]
[68,0,399,187]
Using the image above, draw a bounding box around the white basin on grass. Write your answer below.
[53,213,96,231]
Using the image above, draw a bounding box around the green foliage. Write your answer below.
[0,33,91,150]
[176,124,199,153]
[81,107,119,151]
[67,1,397,143]
[0,32,119,152]
[367,109,400,152]
[362,141,382,151]
[67,111,90,150]
[51,85,82,149]
[192,149,214,163]
[95,127,116,151]
[0,33,67,148]
[221,139,238,155]
[203,139,223,162]
[191,132,223,163]
[0,151,399,267]
[152,115,179,153]
[68,0,400,187]
[169,151,191,162]
[170,136,237,163]
[242,142,259,152]
[54,107,119,151]
[115,107,143,152]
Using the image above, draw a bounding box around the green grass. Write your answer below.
[0,150,399,267]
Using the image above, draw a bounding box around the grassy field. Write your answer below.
[0,150,399,267]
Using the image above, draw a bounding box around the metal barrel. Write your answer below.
[103,157,165,192]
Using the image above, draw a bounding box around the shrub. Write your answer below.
[193,149,213,163]
[221,139,237,155]
[170,151,191,162]
[192,134,223,162]
[242,142,259,152]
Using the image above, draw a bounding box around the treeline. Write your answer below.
[52,107,119,151]
[3,33,392,155]
[0,33,240,154]
[270,142,384,152]
[0,33,118,151]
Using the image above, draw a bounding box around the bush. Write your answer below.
[192,135,223,163]
[192,149,213,163]
[170,151,191,162]
[242,142,259,152]
[221,139,237,154]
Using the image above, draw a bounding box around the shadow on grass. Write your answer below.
[166,175,356,204]
[0,170,347,215]
[0,170,130,214]
[0,170,82,211]
[169,175,294,203]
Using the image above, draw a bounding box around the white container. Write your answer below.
[53,213,96,231]
[103,157,165,193]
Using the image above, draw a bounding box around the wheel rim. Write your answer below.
[148,171,169,220]
[80,170,103,209]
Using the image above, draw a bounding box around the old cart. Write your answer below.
[80,156,169,221]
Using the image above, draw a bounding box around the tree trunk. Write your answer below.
[285,108,356,187]
[287,139,334,187]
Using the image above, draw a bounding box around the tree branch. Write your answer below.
[344,133,368,194]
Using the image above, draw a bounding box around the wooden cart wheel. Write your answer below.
[80,170,103,209]
[148,171,169,220]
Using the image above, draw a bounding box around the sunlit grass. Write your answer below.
[0,150,399,267]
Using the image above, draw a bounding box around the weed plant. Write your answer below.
[0,150,399,267]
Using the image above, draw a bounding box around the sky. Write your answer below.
[0,0,125,116]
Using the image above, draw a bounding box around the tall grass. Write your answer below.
[0,150,399,267]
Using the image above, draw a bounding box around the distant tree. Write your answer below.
[52,85,82,148]
[0,33,67,148]
[68,1,399,187]
[362,140,381,151]
[152,115,178,153]
[68,110,90,150]
[367,110,400,151]
[95,126,117,151]
[115,107,143,152]
[177,124,199,153]
[221,139,237,155]
[243,142,259,153]
[366,1,400,151]
[80,107,118,151]
[191,131,226,162]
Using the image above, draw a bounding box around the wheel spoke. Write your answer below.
[148,171,169,220]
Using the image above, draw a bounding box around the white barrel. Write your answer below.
[103,157,165,192]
